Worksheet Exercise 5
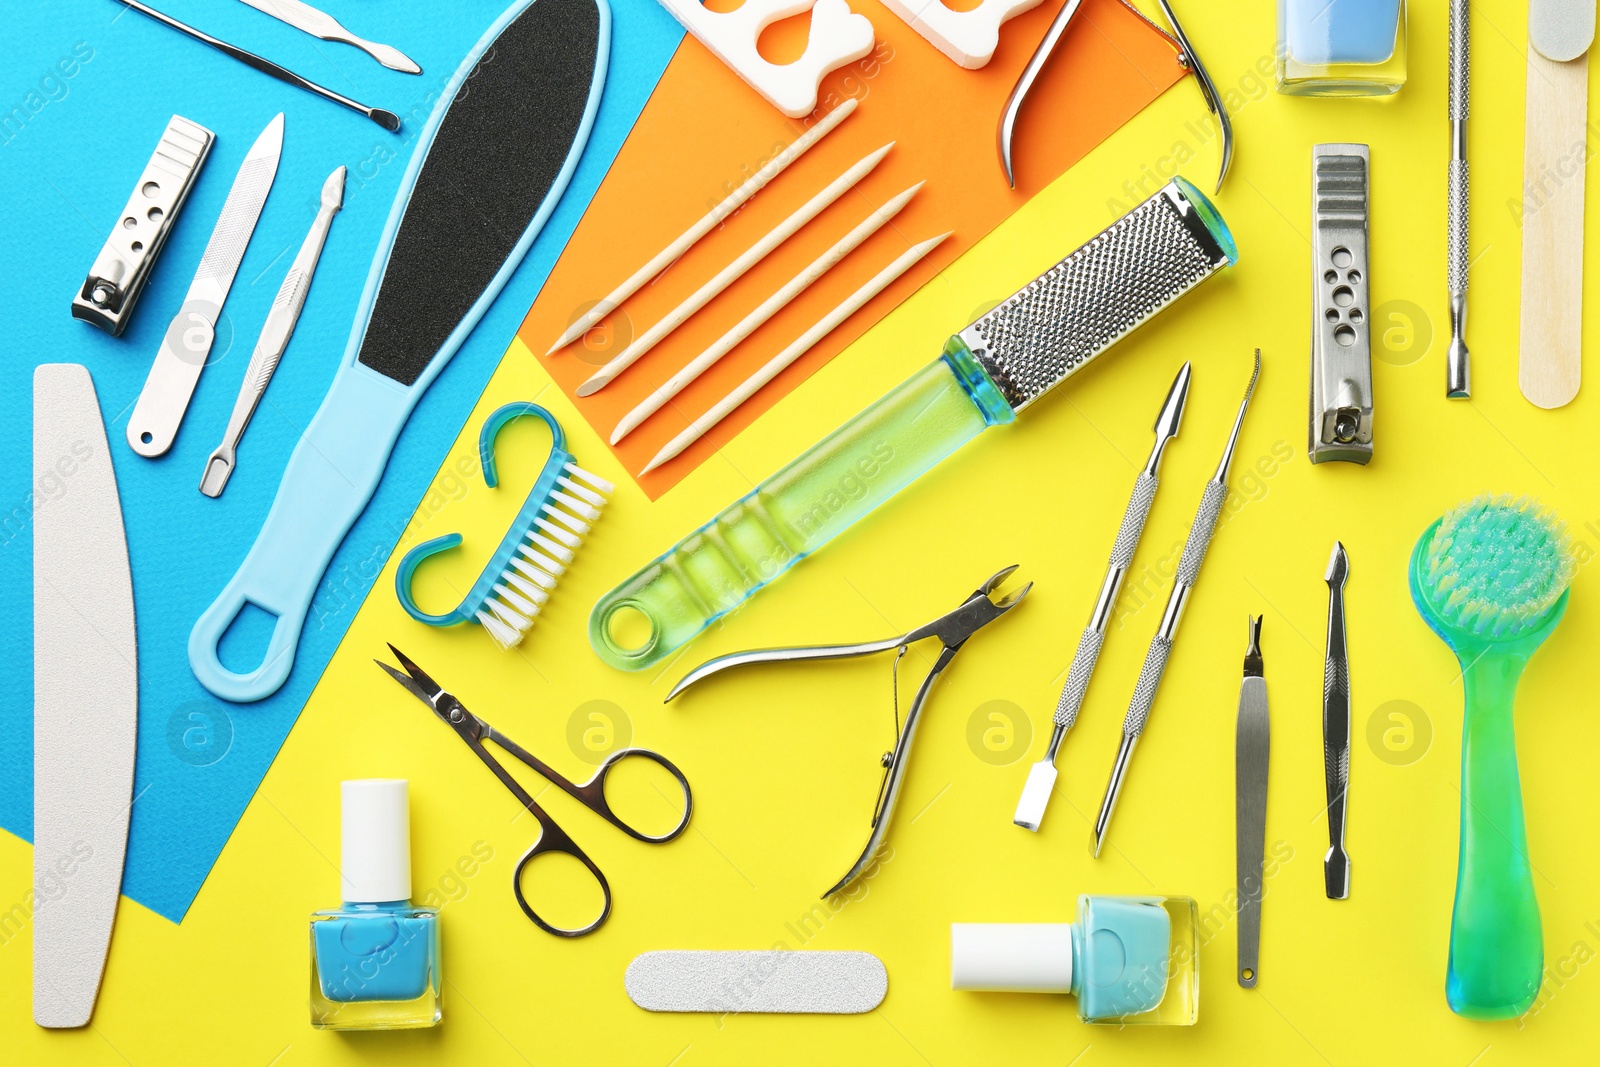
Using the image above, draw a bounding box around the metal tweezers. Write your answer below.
[998,0,1233,192]
[667,567,1030,897]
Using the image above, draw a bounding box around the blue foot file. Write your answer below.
[189,0,611,702]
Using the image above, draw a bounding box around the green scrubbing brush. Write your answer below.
[1410,494,1578,1020]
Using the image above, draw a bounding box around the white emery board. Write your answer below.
[625,950,888,1013]
[33,364,138,1028]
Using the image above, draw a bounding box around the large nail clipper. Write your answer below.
[127,113,283,458]
[998,0,1232,191]
[1236,615,1269,987]
[201,165,344,497]
[1091,350,1259,858]
[667,567,1031,896]
[1309,143,1374,465]
[71,115,213,337]
[1012,362,1190,832]
[1322,541,1352,899]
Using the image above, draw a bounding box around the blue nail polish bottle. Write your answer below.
[310,780,441,1030]
[1277,0,1408,96]
[951,895,1199,1025]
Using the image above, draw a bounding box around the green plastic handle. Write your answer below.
[589,343,1013,670]
[1447,650,1543,1019]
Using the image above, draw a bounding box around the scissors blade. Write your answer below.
[384,644,449,700]
[374,657,437,706]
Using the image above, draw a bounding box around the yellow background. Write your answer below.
[8,0,1600,1062]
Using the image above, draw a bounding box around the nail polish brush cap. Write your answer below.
[951,923,1075,993]
[340,779,412,903]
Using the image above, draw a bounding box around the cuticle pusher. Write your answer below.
[1445,0,1470,398]
[200,165,345,498]
[1091,348,1260,858]
[1323,541,1352,899]
[1012,361,1191,832]
[238,0,422,75]
[1236,614,1269,987]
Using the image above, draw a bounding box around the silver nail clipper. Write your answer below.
[1012,362,1190,832]
[1091,349,1259,858]
[1309,143,1374,465]
[72,116,214,337]
[1322,541,1352,900]
[668,567,1030,897]
[201,165,344,498]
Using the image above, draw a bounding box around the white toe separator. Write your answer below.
[880,0,1044,69]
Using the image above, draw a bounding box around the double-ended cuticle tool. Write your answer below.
[1013,361,1191,832]
[1322,541,1352,899]
[668,568,1029,897]
[1091,349,1260,858]
[1236,615,1269,987]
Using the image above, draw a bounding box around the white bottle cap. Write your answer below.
[951,923,1075,993]
[340,779,412,903]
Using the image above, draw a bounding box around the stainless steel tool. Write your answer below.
[668,567,1030,897]
[1012,362,1191,832]
[238,0,421,73]
[72,116,213,337]
[1309,143,1373,465]
[1091,349,1259,858]
[201,165,344,497]
[998,0,1231,191]
[1446,0,1471,398]
[1322,541,1352,900]
[1236,615,1269,987]
[128,113,283,458]
[115,0,402,131]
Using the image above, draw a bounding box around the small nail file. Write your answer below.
[625,951,887,1013]
[1521,0,1593,407]
[33,365,138,1028]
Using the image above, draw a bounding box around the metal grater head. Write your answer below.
[955,177,1235,413]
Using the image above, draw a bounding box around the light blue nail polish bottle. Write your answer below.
[1277,0,1408,96]
[310,780,441,1030]
[951,895,1199,1025]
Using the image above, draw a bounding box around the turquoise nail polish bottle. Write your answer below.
[952,895,1199,1025]
[310,780,441,1030]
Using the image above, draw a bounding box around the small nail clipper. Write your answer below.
[1309,143,1374,465]
[1322,541,1352,899]
[1013,362,1190,832]
[1091,350,1259,858]
[667,567,1030,897]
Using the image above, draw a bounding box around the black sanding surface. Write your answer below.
[358,0,601,385]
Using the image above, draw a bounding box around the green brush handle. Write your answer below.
[589,342,1013,670]
[1448,650,1543,1019]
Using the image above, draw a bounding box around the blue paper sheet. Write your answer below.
[0,0,682,921]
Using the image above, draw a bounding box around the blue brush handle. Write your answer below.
[188,366,413,702]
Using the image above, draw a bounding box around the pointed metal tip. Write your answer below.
[1153,361,1193,440]
[1325,541,1349,584]
[323,165,347,207]
[1244,348,1262,402]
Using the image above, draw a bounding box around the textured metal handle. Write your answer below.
[1110,471,1159,570]
[1175,480,1226,586]
[1448,0,1469,121]
[1053,628,1103,729]
[1120,634,1172,737]
[1448,160,1468,296]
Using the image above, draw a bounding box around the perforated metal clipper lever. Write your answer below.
[1309,143,1373,465]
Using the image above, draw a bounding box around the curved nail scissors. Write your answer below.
[376,645,692,937]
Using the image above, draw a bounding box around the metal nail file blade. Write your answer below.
[127,113,283,458]
[1236,616,1269,988]
[33,365,138,1028]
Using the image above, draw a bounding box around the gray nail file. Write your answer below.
[625,951,887,1014]
[33,364,138,1028]
[1531,0,1595,61]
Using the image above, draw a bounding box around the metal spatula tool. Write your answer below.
[1236,615,1269,987]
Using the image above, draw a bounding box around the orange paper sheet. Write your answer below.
[522,0,1186,498]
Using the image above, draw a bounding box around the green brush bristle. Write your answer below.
[1422,494,1577,639]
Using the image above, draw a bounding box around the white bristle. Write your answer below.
[551,488,601,522]
[503,570,549,605]
[485,596,532,632]
[535,516,582,549]
[510,555,557,590]
[528,530,574,564]
[475,609,522,650]
[565,462,614,495]
[558,475,606,508]
[517,543,565,577]
[493,581,538,617]
[543,502,591,537]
